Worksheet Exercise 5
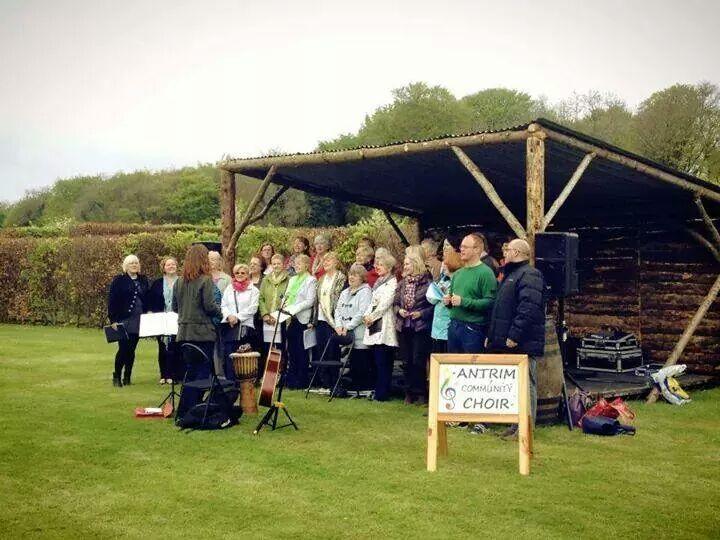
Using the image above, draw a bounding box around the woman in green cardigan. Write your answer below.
[258,253,289,372]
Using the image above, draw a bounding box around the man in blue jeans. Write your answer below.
[443,233,497,435]
[443,234,497,354]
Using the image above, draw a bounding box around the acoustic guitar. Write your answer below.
[258,346,282,408]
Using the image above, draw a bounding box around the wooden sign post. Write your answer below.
[427,354,533,475]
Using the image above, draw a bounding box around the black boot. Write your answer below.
[122,369,132,386]
[113,373,123,387]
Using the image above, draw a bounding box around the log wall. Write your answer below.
[564,226,720,374]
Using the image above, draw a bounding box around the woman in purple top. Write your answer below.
[394,251,434,405]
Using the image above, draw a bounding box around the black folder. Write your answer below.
[104,323,129,343]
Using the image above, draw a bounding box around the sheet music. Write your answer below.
[139,312,178,337]
[269,310,291,324]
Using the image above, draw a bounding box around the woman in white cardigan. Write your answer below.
[363,251,398,401]
[220,263,260,381]
[284,254,317,389]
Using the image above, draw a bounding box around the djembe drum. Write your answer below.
[231,350,260,415]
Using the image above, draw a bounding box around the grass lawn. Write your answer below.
[0,323,719,539]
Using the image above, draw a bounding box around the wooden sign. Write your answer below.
[427,354,533,475]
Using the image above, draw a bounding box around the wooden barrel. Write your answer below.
[535,316,564,424]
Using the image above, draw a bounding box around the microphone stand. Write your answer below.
[255,293,299,434]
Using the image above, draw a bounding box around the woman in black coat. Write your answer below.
[107,254,149,387]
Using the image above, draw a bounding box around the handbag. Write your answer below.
[220,290,250,342]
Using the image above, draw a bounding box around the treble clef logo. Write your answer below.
[440,375,456,410]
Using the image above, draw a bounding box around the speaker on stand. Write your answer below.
[535,232,580,430]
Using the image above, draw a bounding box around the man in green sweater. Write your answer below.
[443,234,497,353]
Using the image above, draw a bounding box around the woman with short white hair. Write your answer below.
[107,254,150,387]
[311,234,331,279]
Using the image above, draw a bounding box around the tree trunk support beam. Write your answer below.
[247,185,289,227]
[694,196,720,248]
[451,145,526,239]
[542,152,595,230]
[220,169,236,268]
[525,125,546,260]
[383,211,410,247]
[224,166,277,267]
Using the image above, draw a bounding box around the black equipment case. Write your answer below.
[576,329,644,373]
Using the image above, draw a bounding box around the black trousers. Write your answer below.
[398,329,432,397]
[156,336,176,380]
[348,347,373,390]
[372,345,395,401]
[314,321,338,388]
[285,320,309,389]
[114,334,140,378]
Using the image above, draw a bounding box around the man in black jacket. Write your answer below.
[486,239,546,432]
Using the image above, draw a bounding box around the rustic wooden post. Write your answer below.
[526,124,546,261]
[220,168,236,270]
[225,166,277,268]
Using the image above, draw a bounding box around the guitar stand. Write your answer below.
[254,304,299,435]
[254,401,298,434]
[254,368,298,434]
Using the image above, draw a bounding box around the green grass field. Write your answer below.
[1,324,718,539]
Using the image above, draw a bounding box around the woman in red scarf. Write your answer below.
[220,263,260,382]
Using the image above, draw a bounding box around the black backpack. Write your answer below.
[177,401,241,431]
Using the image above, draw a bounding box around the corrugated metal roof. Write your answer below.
[224,122,532,161]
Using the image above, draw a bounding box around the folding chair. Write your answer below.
[177,343,238,428]
[305,337,354,402]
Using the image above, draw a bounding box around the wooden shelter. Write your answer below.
[218,119,720,379]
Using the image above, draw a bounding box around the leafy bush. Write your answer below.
[0,218,413,327]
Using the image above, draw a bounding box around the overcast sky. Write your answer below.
[1,0,718,202]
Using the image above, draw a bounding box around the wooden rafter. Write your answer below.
[542,152,595,230]
[543,127,720,204]
[451,146,526,239]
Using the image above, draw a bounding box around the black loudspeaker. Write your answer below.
[535,232,579,297]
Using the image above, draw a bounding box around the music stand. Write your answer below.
[254,295,299,435]
[157,337,180,415]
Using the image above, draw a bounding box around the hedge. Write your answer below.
[0,214,413,327]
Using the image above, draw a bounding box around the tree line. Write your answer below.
[3,81,718,228]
